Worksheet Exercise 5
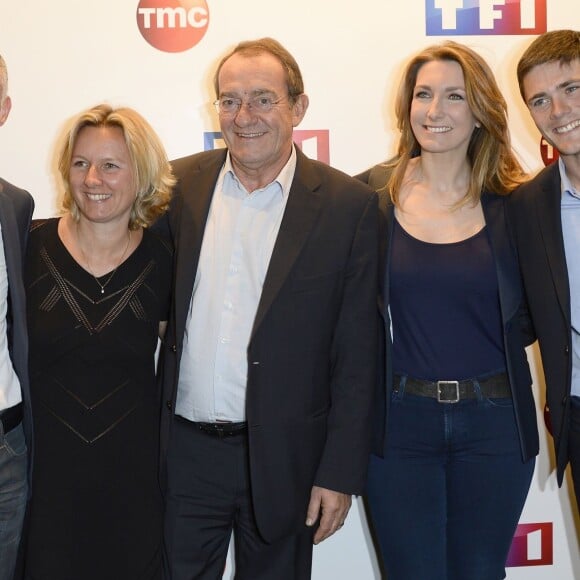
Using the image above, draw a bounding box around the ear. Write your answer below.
[291,93,309,127]
[0,95,11,126]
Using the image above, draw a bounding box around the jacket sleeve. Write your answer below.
[313,192,380,494]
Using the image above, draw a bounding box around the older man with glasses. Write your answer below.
[156,37,379,579]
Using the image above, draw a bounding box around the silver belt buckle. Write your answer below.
[437,380,459,403]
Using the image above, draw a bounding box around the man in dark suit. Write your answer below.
[159,37,378,579]
[510,29,580,509]
[0,53,34,580]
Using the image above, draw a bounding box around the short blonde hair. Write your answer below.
[58,104,175,229]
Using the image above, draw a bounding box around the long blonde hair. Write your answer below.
[0,54,8,105]
[386,41,525,208]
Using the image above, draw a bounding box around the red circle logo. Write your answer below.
[540,136,559,166]
[137,0,209,53]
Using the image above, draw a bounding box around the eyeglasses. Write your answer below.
[213,94,288,116]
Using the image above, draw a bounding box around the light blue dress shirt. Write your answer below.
[0,220,22,410]
[176,148,296,422]
[560,157,580,398]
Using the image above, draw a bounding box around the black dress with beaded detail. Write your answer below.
[23,218,172,580]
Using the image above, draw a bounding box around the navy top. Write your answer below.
[390,218,506,380]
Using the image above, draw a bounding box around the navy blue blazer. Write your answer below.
[357,165,538,463]
[0,177,34,481]
[156,147,379,542]
[509,162,571,483]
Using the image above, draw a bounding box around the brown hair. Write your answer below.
[213,37,304,104]
[386,41,525,207]
[517,30,580,100]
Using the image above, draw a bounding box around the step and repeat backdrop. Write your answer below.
[1,1,579,578]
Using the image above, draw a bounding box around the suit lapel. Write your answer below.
[378,192,393,319]
[535,165,570,322]
[482,193,520,325]
[250,150,322,340]
[173,152,225,338]
[0,190,24,304]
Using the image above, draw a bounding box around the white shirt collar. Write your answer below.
[559,157,580,200]
[222,145,297,200]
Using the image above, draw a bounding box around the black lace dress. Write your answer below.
[23,218,171,580]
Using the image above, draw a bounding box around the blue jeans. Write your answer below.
[0,422,27,580]
[366,383,535,580]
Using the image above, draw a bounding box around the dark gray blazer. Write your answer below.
[156,147,379,542]
[0,177,34,477]
[510,162,571,484]
[358,163,538,464]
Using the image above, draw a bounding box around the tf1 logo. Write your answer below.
[425,0,546,36]
[204,130,331,165]
[540,137,559,166]
[506,523,553,567]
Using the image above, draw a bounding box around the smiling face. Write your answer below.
[523,59,580,160]
[216,51,308,191]
[69,125,136,227]
[410,59,478,158]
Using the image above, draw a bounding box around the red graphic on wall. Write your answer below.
[203,130,331,165]
[293,130,330,165]
[540,137,559,166]
[137,0,209,53]
[506,522,553,567]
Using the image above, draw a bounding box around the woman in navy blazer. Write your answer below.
[358,41,538,580]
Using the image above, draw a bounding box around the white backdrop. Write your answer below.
[1,1,579,577]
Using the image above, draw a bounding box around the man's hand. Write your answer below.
[305,485,352,544]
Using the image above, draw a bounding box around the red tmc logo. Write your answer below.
[137,0,209,53]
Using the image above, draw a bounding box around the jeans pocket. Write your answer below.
[484,397,514,409]
[2,424,27,457]
[390,390,403,405]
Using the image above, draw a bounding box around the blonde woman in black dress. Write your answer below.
[24,104,175,580]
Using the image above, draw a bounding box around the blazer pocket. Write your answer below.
[311,406,330,420]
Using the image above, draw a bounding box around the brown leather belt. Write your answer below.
[393,373,511,403]
[0,402,23,434]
